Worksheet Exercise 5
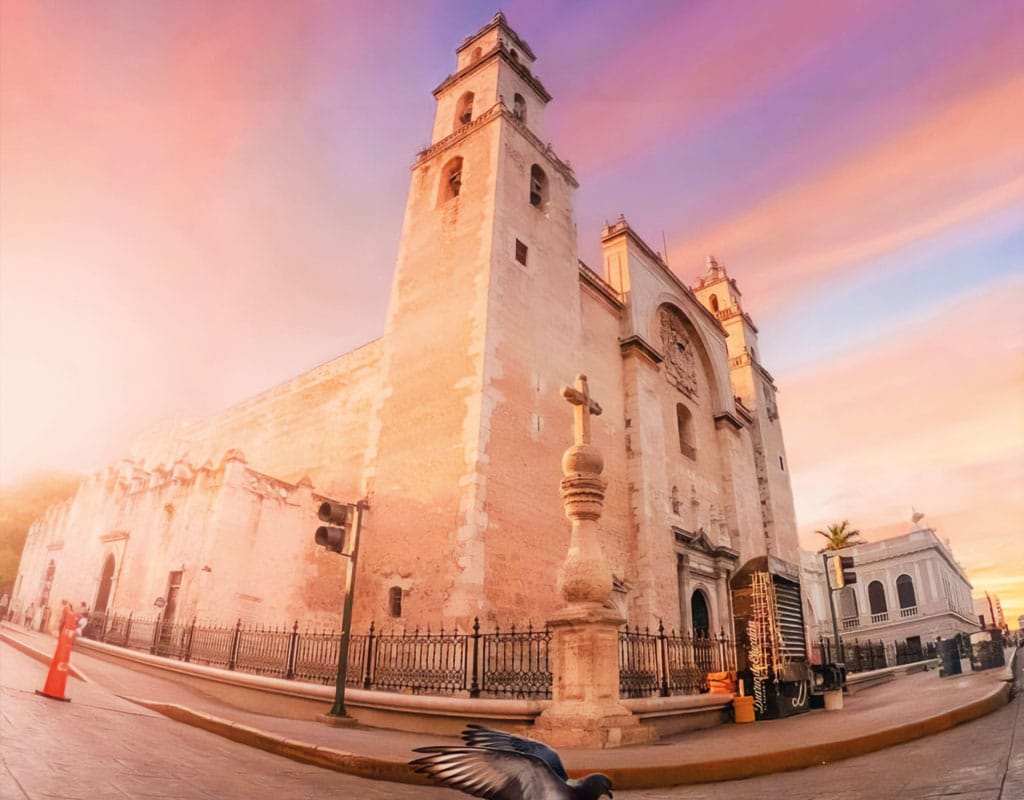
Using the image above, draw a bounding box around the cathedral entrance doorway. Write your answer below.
[94,555,115,615]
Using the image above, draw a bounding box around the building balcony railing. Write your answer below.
[900,606,918,618]
[870,611,889,624]
[842,616,860,630]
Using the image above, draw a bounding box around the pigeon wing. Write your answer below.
[461,724,570,781]
[410,745,572,800]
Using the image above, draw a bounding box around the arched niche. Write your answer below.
[650,300,732,415]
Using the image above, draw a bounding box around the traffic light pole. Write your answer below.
[327,501,366,720]
[823,553,844,667]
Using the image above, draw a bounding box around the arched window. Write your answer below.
[676,403,695,459]
[513,93,527,123]
[439,156,463,203]
[388,587,403,618]
[690,590,711,638]
[868,580,888,620]
[897,574,917,612]
[455,91,474,127]
[529,164,548,209]
[470,46,482,64]
[709,294,719,312]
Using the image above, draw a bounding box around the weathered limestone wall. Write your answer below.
[128,341,381,503]
[475,120,582,625]
[577,280,633,618]
[11,455,345,632]
[356,107,502,630]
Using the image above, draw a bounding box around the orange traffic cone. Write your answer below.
[36,612,77,702]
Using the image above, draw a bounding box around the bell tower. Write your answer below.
[693,257,799,563]
[358,14,584,628]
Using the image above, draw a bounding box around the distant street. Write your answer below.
[1,640,1020,799]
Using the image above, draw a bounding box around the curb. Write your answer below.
[119,697,433,786]
[123,680,1011,790]
[0,630,89,682]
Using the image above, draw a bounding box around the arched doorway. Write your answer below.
[690,589,711,638]
[94,555,115,615]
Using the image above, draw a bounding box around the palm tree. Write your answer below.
[815,520,863,552]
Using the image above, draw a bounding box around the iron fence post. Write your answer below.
[470,617,481,698]
[657,620,670,697]
[285,620,299,679]
[150,612,163,655]
[124,611,133,647]
[228,618,241,671]
[185,616,196,662]
[362,622,375,689]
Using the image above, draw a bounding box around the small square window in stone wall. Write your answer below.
[515,239,528,265]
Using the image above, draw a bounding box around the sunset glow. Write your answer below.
[2,1,1021,622]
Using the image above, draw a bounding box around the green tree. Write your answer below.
[815,520,863,552]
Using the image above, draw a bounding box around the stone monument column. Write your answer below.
[533,375,656,748]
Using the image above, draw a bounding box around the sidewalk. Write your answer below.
[2,623,1015,791]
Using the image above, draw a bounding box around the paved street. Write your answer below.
[0,644,464,800]
[1,639,1020,799]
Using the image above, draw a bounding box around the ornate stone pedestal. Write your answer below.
[533,375,656,749]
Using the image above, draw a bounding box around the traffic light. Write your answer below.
[315,502,352,554]
[832,555,856,588]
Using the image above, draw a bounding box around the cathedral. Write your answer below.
[14,14,800,642]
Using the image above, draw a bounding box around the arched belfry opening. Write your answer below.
[529,164,548,209]
[513,93,527,123]
[455,91,474,128]
[94,554,116,615]
[439,156,464,204]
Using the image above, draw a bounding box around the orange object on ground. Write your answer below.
[733,695,755,723]
[707,670,737,694]
[35,604,78,702]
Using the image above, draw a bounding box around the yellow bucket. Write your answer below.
[733,695,755,723]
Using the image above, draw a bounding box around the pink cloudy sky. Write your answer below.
[1,1,1021,622]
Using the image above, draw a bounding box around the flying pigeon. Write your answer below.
[410,724,614,799]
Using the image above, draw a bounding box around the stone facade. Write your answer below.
[800,525,979,654]
[12,14,801,642]
[14,451,347,634]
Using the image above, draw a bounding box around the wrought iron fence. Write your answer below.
[82,612,552,698]
[83,611,733,700]
[618,622,736,698]
[815,635,938,672]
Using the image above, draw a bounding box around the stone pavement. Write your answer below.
[1,623,1015,791]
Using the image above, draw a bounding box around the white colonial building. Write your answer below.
[801,524,978,659]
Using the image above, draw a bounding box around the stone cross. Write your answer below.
[561,374,602,446]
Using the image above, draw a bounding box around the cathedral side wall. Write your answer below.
[129,342,382,504]
[11,461,346,632]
